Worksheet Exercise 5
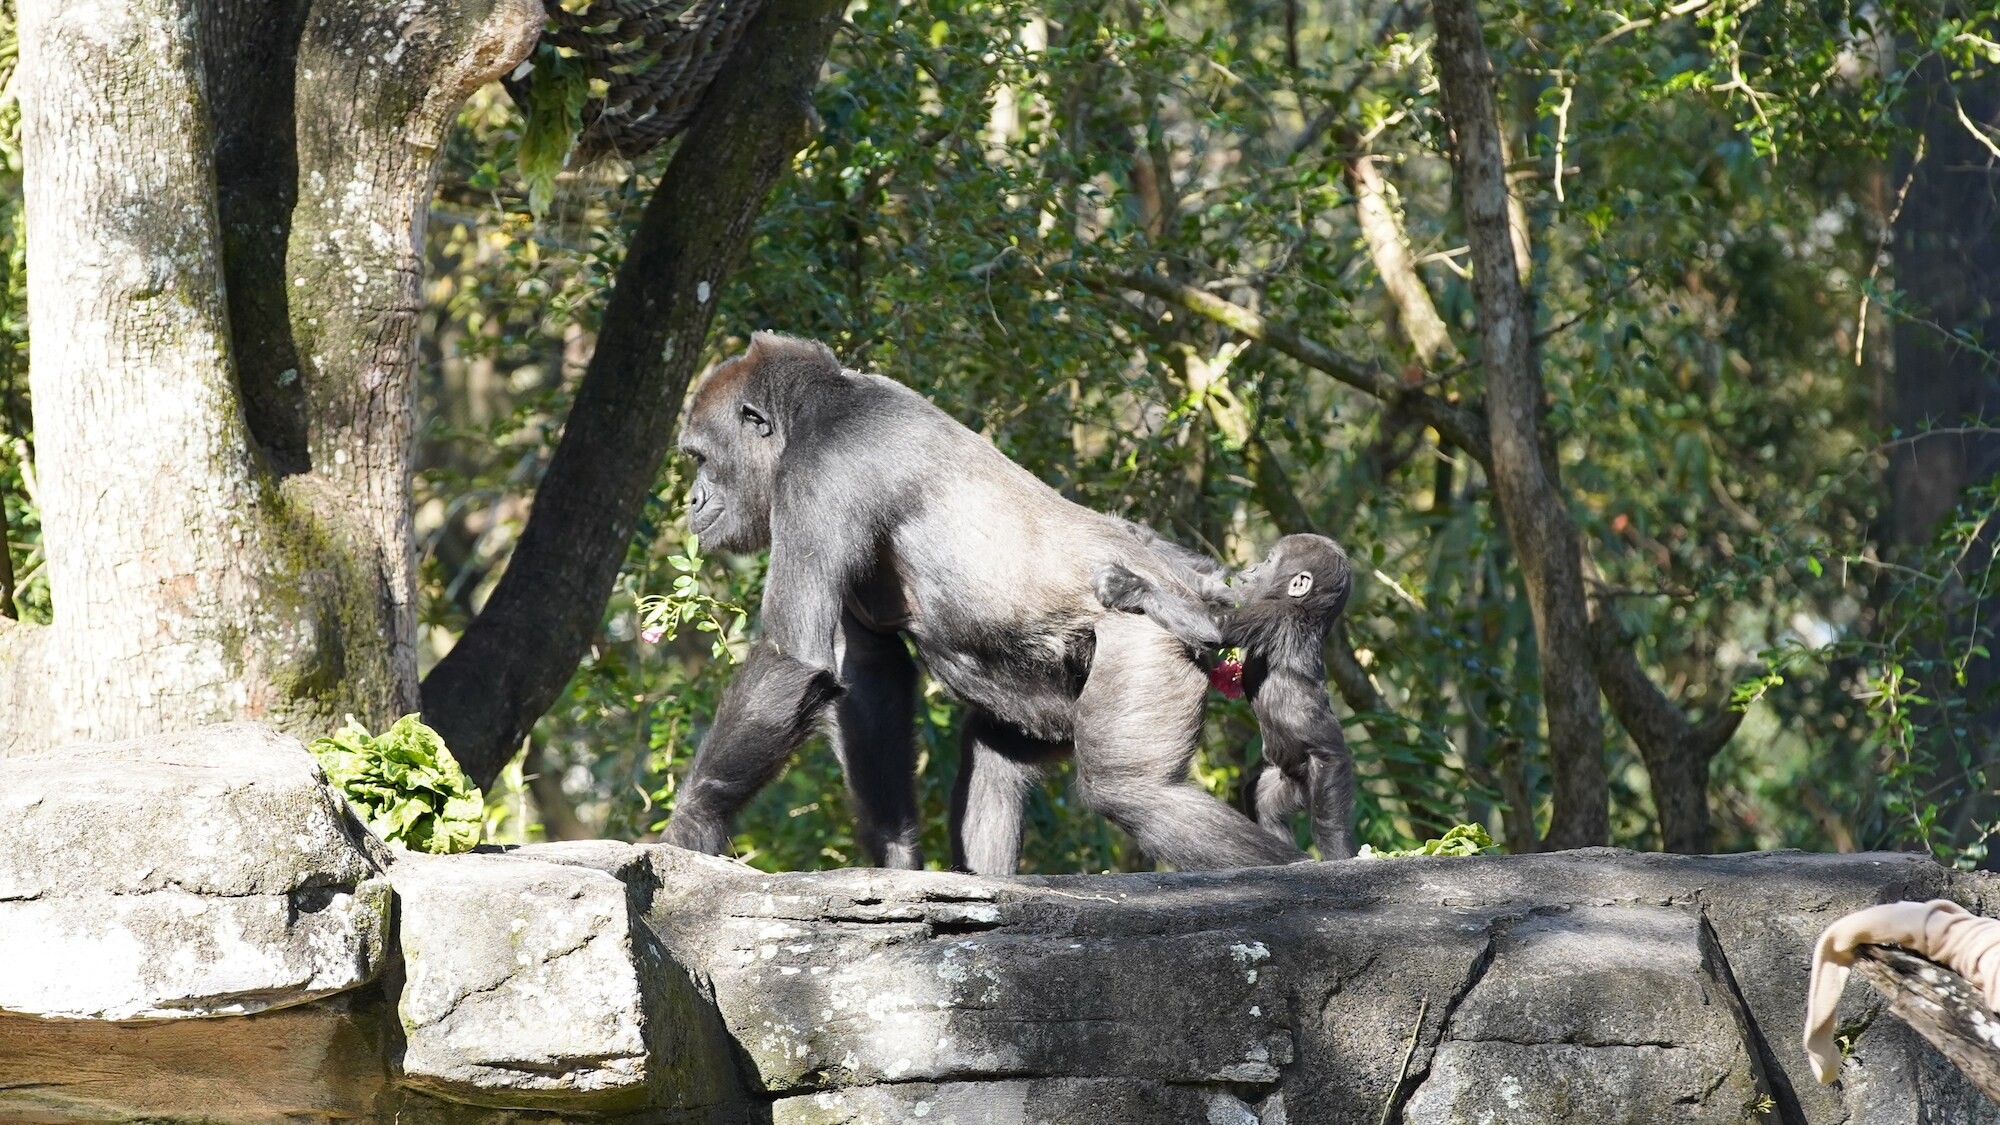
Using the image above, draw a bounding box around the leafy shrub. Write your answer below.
[309,715,484,854]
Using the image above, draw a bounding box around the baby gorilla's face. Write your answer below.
[1232,535,1350,611]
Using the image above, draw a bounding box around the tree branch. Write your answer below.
[421,0,846,788]
[1342,150,1458,367]
[1090,270,1493,465]
[1433,0,1607,849]
[1853,946,2000,1102]
[1588,611,1741,852]
[0,467,13,622]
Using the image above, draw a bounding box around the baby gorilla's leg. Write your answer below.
[1244,763,1306,845]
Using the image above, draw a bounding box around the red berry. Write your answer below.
[1210,659,1245,699]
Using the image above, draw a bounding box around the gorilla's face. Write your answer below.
[1234,534,1349,614]
[681,365,781,553]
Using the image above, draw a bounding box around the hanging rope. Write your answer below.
[505,0,767,163]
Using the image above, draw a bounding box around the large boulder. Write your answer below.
[393,849,650,1111]
[0,723,389,1020]
[630,846,2000,1125]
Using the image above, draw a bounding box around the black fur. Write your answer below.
[1096,534,1358,860]
[660,333,1304,872]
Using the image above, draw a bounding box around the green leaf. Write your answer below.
[1365,823,1496,858]
[517,44,588,219]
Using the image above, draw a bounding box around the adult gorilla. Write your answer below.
[659,332,1303,874]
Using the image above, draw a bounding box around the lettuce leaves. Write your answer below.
[309,714,483,854]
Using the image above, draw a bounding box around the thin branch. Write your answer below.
[1857,135,1925,367]
[0,466,13,621]
[1957,96,2000,159]
[1088,269,1493,464]
[1590,0,1716,49]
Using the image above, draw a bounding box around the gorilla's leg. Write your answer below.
[1072,614,1307,870]
[1244,763,1306,843]
[831,613,923,869]
[660,644,842,854]
[1306,736,1358,860]
[950,713,1061,875]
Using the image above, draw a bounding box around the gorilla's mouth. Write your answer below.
[688,502,723,537]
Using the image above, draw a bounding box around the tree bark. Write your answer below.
[1432,0,1608,849]
[1852,945,2000,1102]
[0,0,536,755]
[1590,612,1741,852]
[421,0,846,788]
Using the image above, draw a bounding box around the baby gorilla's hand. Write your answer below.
[1092,563,1150,612]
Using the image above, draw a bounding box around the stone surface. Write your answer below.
[393,850,650,1111]
[631,847,2000,1125]
[1400,907,1760,1123]
[6,756,2000,1125]
[0,722,389,1020]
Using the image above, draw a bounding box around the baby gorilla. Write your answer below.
[1095,534,1358,860]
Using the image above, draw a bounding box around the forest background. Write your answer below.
[4,0,1999,874]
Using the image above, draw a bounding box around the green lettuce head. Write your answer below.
[309,714,483,854]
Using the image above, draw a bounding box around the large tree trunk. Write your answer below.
[0,0,537,754]
[1432,0,1609,849]
[421,0,846,788]
[1887,65,2000,849]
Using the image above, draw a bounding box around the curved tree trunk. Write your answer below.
[1432,0,1609,849]
[0,0,537,754]
[421,0,846,788]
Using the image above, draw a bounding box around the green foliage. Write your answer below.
[515,44,587,218]
[636,536,750,658]
[309,715,484,854]
[1361,823,1497,858]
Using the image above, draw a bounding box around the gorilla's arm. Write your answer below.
[1092,562,1224,652]
[661,493,874,854]
[830,610,923,868]
[659,646,843,853]
[1116,521,1233,601]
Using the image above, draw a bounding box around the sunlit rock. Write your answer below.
[0,722,388,1020]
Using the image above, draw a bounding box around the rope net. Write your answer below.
[506,0,767,162]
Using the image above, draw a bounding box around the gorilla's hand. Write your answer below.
[1093,563,1151,613]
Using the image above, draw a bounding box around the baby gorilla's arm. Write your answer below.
[1093,563,1224,651]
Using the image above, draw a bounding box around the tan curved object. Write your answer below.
[1804,899,2000,1083]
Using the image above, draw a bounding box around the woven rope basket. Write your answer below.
[506,0,767,162]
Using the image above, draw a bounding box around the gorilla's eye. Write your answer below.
[740,404,773,438]
[1286,572,1314,598]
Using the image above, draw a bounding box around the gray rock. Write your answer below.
[629,847,2000,1125]
[392,850,650,1111]
[0,722,389,1020]
[1400,907,1759,1123]
[7,788,2000,1125]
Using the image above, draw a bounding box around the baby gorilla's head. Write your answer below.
[1233,534,1352,622]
